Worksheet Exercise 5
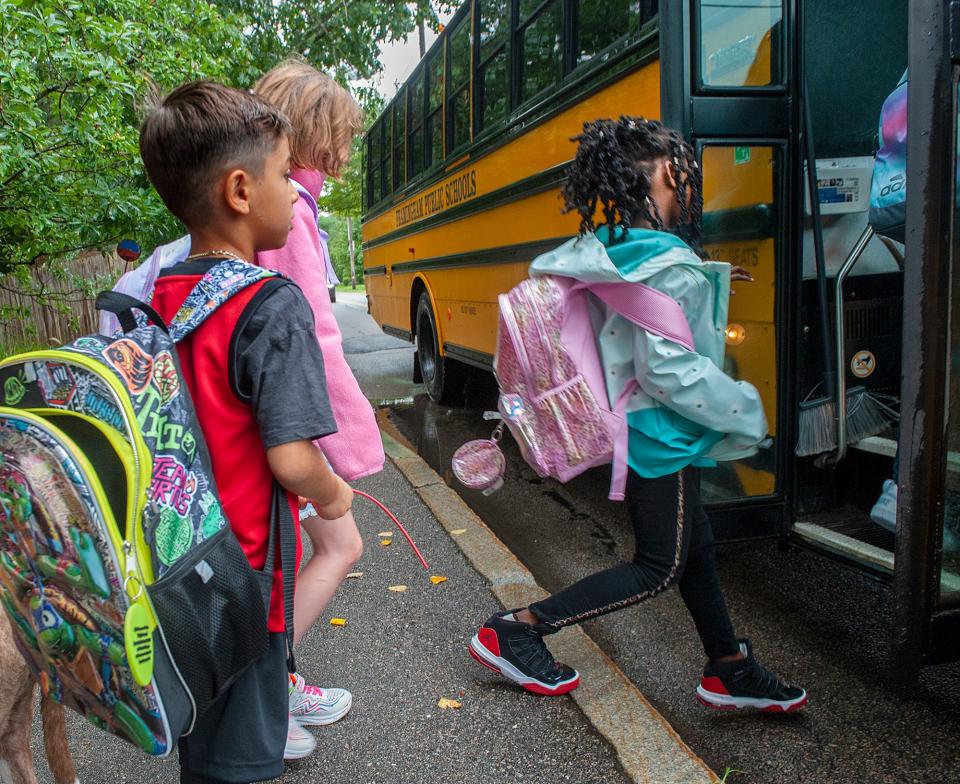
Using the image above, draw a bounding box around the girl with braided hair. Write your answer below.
[469,117,807,712]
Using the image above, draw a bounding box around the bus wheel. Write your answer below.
[415,292,465,405]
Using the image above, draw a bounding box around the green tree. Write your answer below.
[0,0,256,302]
[318,213,362,285]
[0,0,452,328]
[215,0,455,81]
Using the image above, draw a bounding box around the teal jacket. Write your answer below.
[529,227,768,478]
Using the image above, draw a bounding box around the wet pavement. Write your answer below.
[30,459,632,784]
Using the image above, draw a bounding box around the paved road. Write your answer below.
[336,290,423,407]
[341,296,960,784]
[31,461,631,783]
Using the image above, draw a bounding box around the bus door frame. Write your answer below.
[893,0,960,674]
[660,0,804,543]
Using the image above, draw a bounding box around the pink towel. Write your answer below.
[257,167,384,481]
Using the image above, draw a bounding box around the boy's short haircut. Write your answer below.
[140,80,291,226]
[253,60,362,178]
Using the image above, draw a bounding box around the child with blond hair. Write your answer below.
[253,60,384,738]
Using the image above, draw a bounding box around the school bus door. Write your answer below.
[660,0,801,542]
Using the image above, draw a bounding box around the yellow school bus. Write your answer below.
[363,0,960,673]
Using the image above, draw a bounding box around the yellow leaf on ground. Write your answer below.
[450,528,467,536]
[346,572,363,579]
[329,618,347,626]
[377,531,392,538]
[379,539,393,547]
[437,697,462,709]
[388,585,408,593]
[430,575,447,585]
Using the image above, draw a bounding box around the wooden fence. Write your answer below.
[0,251,127,351]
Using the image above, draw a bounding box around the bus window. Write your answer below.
[409,71,425,177]
[380,120,391,198]
[574,0,632,65]
[518,0,562,104]
[698,0,783,88]
[427,52,445,167]
[448,15,471,153]
[701,144,779,499]
[477,0,509,132]
[368,122,382,205]
[393,95,406,187]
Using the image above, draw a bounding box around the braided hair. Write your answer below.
[562,117,703,252]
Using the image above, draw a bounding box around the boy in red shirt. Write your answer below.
[139,81,352,782]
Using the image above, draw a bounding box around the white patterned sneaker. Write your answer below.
[284,714,316,760]
[288,672,353,725]
[870,479,898,532]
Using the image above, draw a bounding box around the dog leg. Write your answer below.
[39,694,77,784]
[0,678,38,784]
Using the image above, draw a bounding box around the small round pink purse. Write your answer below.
[451,424,506,495]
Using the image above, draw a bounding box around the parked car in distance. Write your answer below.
[328,282,336,303]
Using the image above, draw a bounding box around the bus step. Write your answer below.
[849,436,897,458]
[850,436,960,472]
[794,521,960,591]
[793,521,893,573]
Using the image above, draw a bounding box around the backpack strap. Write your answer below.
[95,291,170,335]
[579,280,695,352]
[290,179,319,223]
[570,279,695,501]
[168,260,279,343]
[262,483,298,672]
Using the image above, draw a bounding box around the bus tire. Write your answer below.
[415,292,465,405]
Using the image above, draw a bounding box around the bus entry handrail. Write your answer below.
[833,224,877,463]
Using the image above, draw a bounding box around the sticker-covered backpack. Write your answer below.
[0,260,285,757]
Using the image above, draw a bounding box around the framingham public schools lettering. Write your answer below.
[395,170,477,228]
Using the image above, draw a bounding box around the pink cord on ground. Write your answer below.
[352,489,429,570]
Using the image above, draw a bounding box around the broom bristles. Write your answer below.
[796,388,898,457]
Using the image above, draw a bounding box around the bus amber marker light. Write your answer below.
[725,324,747,346]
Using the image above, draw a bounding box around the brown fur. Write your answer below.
[0,617,77,784]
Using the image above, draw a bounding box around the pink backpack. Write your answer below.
[452,274,694,500]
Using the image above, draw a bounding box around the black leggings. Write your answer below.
[529,467,739,661]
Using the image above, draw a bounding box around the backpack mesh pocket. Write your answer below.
[148,527,269,719]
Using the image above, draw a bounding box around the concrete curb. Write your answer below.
[379,422,719,784]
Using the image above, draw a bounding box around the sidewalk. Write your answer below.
[30,430,715,783]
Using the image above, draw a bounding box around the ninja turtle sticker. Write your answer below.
[102,339,153,394]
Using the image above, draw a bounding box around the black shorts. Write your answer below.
[178,632,288,783]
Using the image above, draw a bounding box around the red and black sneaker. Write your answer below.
[468,611,580,696]
[697,639,807,713]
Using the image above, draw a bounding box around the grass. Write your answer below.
[718,768,745,783]
[335,283,365,293]
[0,336,46,358]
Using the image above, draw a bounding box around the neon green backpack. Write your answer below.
[0,260,290,756]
